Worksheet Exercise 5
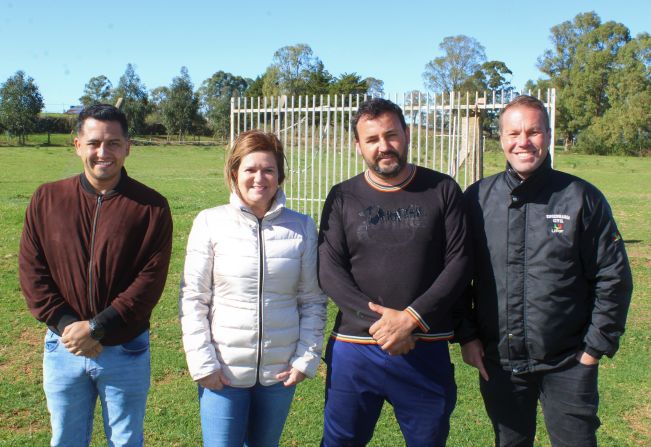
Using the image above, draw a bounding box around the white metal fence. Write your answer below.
[230,89,556,220]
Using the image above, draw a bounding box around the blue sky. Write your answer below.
[1,0,648,112]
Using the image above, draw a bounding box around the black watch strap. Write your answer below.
[88,318,105,341]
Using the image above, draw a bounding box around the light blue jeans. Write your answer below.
[198,381,296,447]
[43,329,150,447]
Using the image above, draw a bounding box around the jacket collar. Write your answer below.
[230,189,286,221]
[504,153,552,197]
[79,167,128,197]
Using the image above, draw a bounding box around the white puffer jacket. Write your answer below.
[179,190,327,387]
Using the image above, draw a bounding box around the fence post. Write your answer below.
[229,97,235,148]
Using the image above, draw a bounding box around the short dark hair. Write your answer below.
[225,130,286,191]
[77,104,129,138]
[499,95,550,133]
[352,98,407,140]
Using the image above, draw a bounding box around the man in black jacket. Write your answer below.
[460,95,633,446]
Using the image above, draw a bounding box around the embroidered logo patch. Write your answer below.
[546,214,570,235]
[612,230,622,242]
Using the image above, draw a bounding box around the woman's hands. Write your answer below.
[197,369,231,390]
[198,367,306,390]
[275,367,306,387]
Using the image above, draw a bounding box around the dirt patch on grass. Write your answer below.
[0,329,43,380]
[626,244,651,266]
[0,407,49,435]
[624,401,651,445]
[152,367,188,386]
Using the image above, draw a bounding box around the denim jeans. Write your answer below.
[480,358,600,447]
[43,329,151,447]
[198,382,296,447]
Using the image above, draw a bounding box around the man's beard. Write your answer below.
[369,149,407,179]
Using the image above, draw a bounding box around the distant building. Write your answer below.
[64,105,84,115]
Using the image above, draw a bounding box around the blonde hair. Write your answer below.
[224,130,286,192]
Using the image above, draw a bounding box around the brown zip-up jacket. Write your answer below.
[19,169,173,345]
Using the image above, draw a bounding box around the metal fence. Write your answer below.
[230,89,556,220]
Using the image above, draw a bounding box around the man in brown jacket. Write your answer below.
[19,104,173,447]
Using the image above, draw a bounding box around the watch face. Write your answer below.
[89,320,105,340]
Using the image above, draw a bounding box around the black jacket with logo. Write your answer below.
[459,156,632,373]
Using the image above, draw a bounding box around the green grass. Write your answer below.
[0,146,649,446]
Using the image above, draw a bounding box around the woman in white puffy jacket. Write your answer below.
[179,130,327,447]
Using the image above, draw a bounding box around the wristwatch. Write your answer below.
[88,318,106,341]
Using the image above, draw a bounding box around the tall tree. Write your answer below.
[0,70,44,145]
[576,32,651,155]
[198,70,250,138]
[536,12,604,147]
[245,75,265,97]
[562,21,630,141]
[79,75,112,107]
[111,63,149,135]
[462,61,514,94]
[304,61,333,96]
[329,72,367,96]
[423,35,486,92]
[266,43,323,96]
[160,67,200,140]
[364,77,385,98]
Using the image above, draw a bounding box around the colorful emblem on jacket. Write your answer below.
[546,214,570,235]
[612,230,622,242]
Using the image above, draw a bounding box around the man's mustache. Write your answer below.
[376,150,400,161]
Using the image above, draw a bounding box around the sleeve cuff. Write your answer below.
[94,306,123,335]
[51,309,80,335]
[405,307,429,332]
[583,345,604,359]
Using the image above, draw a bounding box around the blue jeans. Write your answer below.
[43,329,151,447]
[198,382,296,447]
[322,339,457,447]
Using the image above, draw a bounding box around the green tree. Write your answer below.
[79,75,112,107]
[304,61,333,96]
[265,43,323,96]
[198,70,250,138]
[160,67,200,141]
[245,75,265,97]
[463,61,514,94]
[563,21,630,143]
[423,35,486,92]
[536,12,607,148]
[0,70,44,145]
[111,63,150,135]
[329,72,367,96]
[364,77,385,97]
[576,33,651,155]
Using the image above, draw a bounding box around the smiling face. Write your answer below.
[235,150,280,218]
[499,105,551,180]
[355,112,410,184]
[74,118,130,193]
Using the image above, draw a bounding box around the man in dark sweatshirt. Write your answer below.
[19,104,173,447]
[318,98,471,446]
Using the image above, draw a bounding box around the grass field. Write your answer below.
[0,144,649,446]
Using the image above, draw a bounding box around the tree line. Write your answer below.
[1,11,648,154]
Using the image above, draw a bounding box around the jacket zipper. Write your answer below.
[255,218,265,382]
[87,194,103,316]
